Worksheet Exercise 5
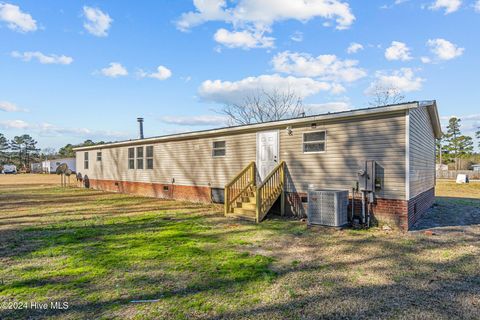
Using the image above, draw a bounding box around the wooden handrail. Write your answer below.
[256,161,285,223]
[224,162,256,215]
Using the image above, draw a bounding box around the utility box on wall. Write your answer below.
[358,160,376,192]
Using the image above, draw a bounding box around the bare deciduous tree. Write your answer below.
[219,89,305,126]
[368,85,406,107]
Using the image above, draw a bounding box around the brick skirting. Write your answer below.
[87,179,212,203]
[407,188,435,228]
[84,178,434,231]
[285,188,435,231]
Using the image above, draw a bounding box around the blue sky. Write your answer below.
[0,0,479,150]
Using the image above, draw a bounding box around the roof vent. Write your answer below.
[137,117,144,139]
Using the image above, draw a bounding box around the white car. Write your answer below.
[2,164,17,174]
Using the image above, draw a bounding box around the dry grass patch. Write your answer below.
[0,182,479,319]
[0,174,64,186]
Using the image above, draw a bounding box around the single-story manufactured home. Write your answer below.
[74,101,441,230]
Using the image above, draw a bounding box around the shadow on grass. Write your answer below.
[1,187,480,319]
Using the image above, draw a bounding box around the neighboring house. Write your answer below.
[31,162,42,173]
[472,164,480,172]
[73,101,442,231]
[41,158,76,174]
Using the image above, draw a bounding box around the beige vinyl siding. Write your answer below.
[280,112,407,200]
[409,106,435,199]
[77,133,256,188]
[76,111,408,200]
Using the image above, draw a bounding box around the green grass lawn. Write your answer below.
[0,181,479,319]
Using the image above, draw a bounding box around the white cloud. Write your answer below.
[198,74,335,105]
[366,68,424,94]
[347,42,363,54]
[0,101,25,112]
[0,119,127,139]
[138,65,172,80]
[385,41,412,61]
[290,31,303,42]
[159,115,228,126]
[36,122,126,138]
[177,0,355,31]
[381,0,410,9]
[272,51,367,83]
[475,0,480,12]
[100,62,128,78]
[306,101,351,114]
[177,0,354,48]
[429,0,462,14]
[11,51,73,65]
[83,6,112,37]
[421,56,432,64]
[427,38,464,60]
[0,119,29,129]
[214,28,274,49]
[0,3,37,32]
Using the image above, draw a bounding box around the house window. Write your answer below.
[128,147,135,169]
[146,146,154,169]
[97,152,102,161]
[136,146,144,169]
[303,131,326,153]
[212,141,226,157]
[84,152,89,169]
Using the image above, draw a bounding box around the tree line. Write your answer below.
[437,117,480,170]
[0,133,40,170]
[0,132,106,171]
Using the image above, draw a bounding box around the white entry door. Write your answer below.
[257,130,279,181]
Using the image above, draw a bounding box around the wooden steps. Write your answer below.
[225,161,285,223]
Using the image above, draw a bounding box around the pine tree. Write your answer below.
[458,135,474,157]
[10,136,25,167]
[21,134,39,168]
[444,117,474,170]
[476,127,480,150]
[58,144,74,158]
[0,133,10,164]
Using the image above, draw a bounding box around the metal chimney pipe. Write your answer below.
[137,117,144,139]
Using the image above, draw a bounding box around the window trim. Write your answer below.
[128,147,135,170]
[136,146,144,170]
[96,151,102,162]
[84,152,89,169]
[302,130,327,154]
[146,146,154,170]
[212,140,226,158]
